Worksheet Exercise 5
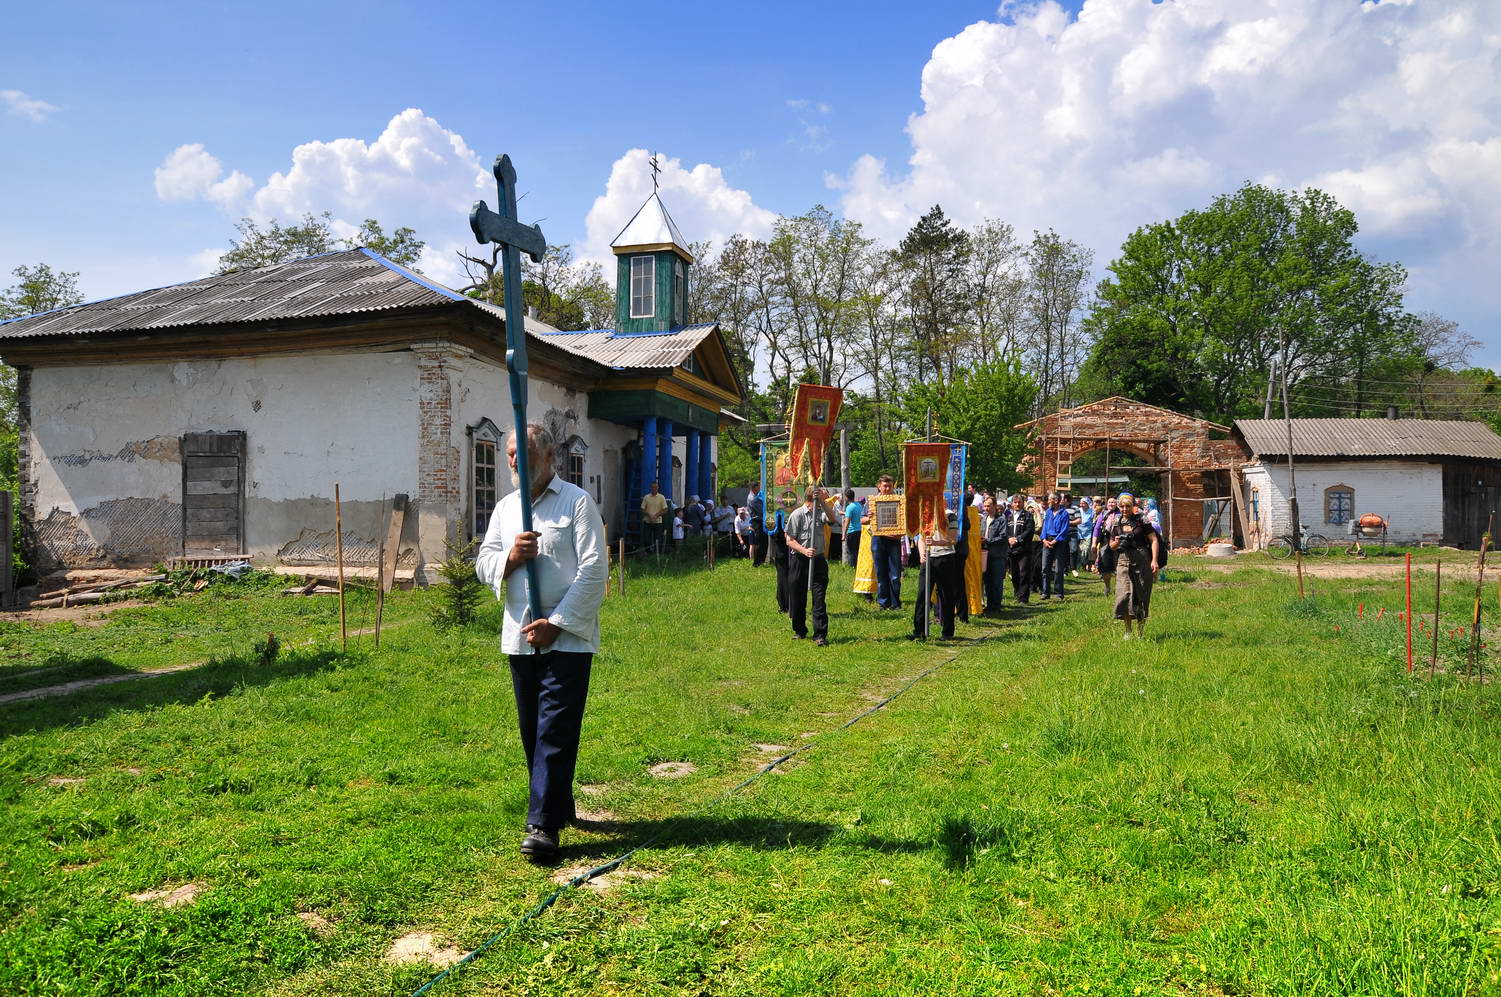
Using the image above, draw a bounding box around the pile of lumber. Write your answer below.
[27,575,166,609]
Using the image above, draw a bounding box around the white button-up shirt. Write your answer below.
[475,474,608,656]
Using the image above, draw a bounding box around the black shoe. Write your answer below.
[813,637,828,646]
[520,824,560,864]
[793,632,806,640]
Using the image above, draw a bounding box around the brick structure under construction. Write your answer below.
[1016,397,1248,546]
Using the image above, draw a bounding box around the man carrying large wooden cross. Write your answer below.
[472,155,608,865]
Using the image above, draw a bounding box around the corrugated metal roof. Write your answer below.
[1235,419,1501,460]
[0,247,574,343]
[536,324,717,369]
[0,249,466,339]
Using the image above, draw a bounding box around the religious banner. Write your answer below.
[759,440,795,532]
[788,383,843,484]
[943,443,968,539]
[903,442,951,537]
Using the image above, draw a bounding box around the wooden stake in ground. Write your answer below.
[1405,552,1413,674]
[334,483,347,651]
[618,537,626,596]
[1431,562,1441,680]
[1295,550,1305,600]
[1469,536,1490,679]
[373,495,387,651]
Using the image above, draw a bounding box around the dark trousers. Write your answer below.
[983,543,1007,611]
[1042,541,1067,597]
[787,553,828,639]
[752,528,768,566]
[844,533,860,567]
[1031,541,1044,589]
[872,535,903,609]
[1007,543,1032,602]
[509,650,593,830]
[642,521,665,554]
[912,553,960,638]
[773,553,790,612]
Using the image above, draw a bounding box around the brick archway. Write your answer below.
[1015,397,1249,545]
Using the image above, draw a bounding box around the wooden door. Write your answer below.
[181,432,245,554]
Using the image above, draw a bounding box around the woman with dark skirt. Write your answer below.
[1106,492,1162,639]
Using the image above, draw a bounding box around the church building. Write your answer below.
[0,191,743,579]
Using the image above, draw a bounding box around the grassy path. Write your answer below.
[2,560,1500,995]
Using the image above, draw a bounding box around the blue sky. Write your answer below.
[4,0,1498,368]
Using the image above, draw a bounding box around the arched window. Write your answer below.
[1325,484,1354,525]
[468,417,505,537]
[560,435,588,488]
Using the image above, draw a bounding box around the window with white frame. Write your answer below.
[630,255,655,318]
[1325,484,1354,525]
[674,260,686,325]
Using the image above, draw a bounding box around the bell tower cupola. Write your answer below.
[611,190,693,333]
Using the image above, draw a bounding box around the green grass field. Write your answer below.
[2,555,1500,996]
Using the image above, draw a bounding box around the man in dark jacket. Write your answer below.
[981,494,1008,613]
[1003,493,1035,604]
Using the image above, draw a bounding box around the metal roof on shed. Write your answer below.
[1235,419,1501,461]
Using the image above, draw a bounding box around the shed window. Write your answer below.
[1325,485,1354,526]
[630,255,655,318]
[474,439,498,535]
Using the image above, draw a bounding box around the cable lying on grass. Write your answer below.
[408,638,983,996]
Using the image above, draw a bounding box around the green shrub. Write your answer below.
[430,536,485,629]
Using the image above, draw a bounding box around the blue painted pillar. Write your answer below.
[658,419,674,500]
[641,417,658,506]
[699,432,713,500]
[684,429,700,503]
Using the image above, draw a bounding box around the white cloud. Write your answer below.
[1,89,59,122]
[581,149,777,271]
[151,109,491,285]
[154,144,253,211]
[835,0,1501,348]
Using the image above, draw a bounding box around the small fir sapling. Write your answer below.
[431,536,485,629]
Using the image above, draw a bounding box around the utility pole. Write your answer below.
[1263,355,1277,420]
[1279,330,1300,543]
[839,426,850,494]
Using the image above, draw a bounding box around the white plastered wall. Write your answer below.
[26,352,419,567]
[1241,459,1444,544]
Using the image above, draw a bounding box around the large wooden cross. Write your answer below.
[469,154,547,632]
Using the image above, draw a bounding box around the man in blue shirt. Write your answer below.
[1040,491,1071,600]
[843,488,864,567]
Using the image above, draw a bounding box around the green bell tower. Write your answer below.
[611,191,694,333]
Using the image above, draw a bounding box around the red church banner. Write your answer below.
[903,442,951,537]
[788,383,843,484]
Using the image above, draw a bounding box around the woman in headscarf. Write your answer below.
[1093,496,1120,596]
[1143,497,1161,530]
[1106,492,1162,639]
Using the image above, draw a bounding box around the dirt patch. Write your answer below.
[752,743,792,755]
[577,783,607,797]
[649,761,697,779]
[297,911,335,938]
[551,864,660,891]
[0,600,149,626]
[45,775,86,787]
[129,882,205,907]
[573,807,618,826]
[798,732,818,739]
[383,931,464,968]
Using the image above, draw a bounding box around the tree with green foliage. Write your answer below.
[215,212,424,273]
[900,361,1036,492]
[896,205,971,385]
[1085,183,1415,424]
[1,263,86,428]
